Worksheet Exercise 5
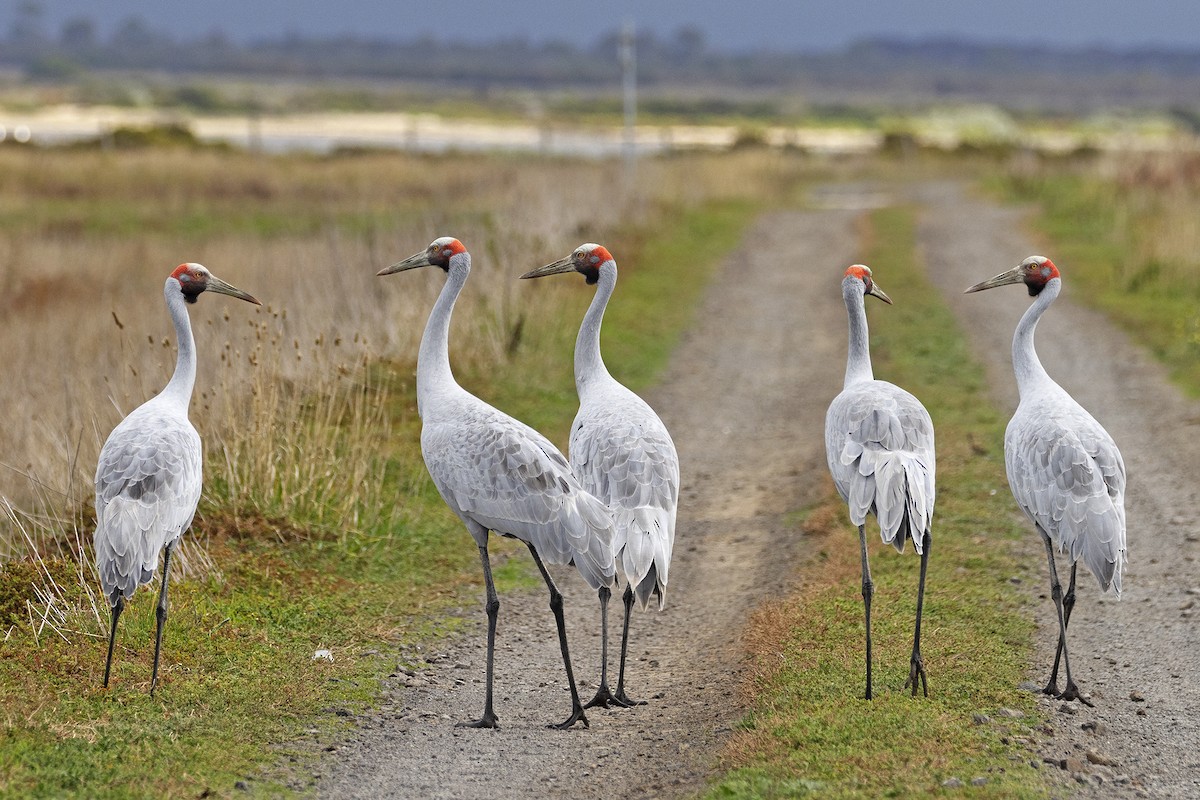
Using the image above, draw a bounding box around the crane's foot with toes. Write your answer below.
[456,711,500,729]
[549,704,589,730]
[585,684,644,709]
[585,684,623,709]
[1056,681,1094,707]
[905,654,928,698]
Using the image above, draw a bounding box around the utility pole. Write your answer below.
[619,21,637,191]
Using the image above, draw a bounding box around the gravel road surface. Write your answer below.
[314,182,1200,798]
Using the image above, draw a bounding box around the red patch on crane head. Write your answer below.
[430,237,465,257]
[171,263,197,280]
[169,262,210,303]
[583,244,613,266]
[425,237,467,269]
[1028,257,1059,282]
[1022,255,1060,295]
[845,264,872,282]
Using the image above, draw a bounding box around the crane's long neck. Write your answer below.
[842,280,874,388]
[416,258,468,416]
[160,280,196,408]
[575,263,616,394]
[1012,277,1059,398]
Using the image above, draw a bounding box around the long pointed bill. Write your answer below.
[519,256,575,280]
[206,275,261,305]
[965,266,1024,294]
[868,284,893,305]
[378,251,435,276]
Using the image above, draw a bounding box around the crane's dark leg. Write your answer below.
[1042,563,1077,696]
[149,540,175,697]
[858,524,874,700]
[613,583,646,707]
[905,532,931,698]
[1041,532,1092,706]
[102,595,125,688]
[457,543,500,728]
[584,585,615,708]
[526,543,588,730]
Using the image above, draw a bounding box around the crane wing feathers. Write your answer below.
[1006,403,1127,593]
[421,402,615,590]
[569,388,679,609]
[93,406,202,604]
[826,381,936,552]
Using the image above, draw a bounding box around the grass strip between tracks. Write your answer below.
[706,204,1050,799]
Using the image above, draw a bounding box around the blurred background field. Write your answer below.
[3,2,1200,796]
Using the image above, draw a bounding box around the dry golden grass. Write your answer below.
[0,144,811,638]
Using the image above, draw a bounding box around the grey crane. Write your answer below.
[521,243,679,709]
[96,263,260,695]
[825,265,935,700]
[966,256,1126,705]
[379,237,616,729]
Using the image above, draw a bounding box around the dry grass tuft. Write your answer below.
[0,145,811,644]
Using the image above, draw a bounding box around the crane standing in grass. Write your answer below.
[825,264,935,700]
[379,237,615,730]
[96,263,260,695]
[966,256,1126,705]
[521,243,679,709]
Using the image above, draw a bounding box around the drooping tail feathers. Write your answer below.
[613,506,673,611]
[549,488,617,591]
[1057,492,1126,596]
[94,497,178,606]
[848,448,933,555]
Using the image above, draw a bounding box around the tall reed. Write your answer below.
[0,144,810,639]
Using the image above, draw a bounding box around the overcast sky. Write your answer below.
[8,1,1200,53]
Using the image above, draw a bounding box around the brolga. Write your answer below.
[521,243,679,709]
[966,256,1126,705]
[95,263,260,695]
[378,237,616,729]
[825,265,935,700]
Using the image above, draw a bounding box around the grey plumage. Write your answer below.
[966,255,1126,705]
[523,243,679,708]
[826,384,935,553]
[571,400,678,607]
[420,395,615,589]
[380,237,614,730]
[95,262,259,695]
[1004,392,1126,594]
[95,405,201,606]
[825,264,935,700]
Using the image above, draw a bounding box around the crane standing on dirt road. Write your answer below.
[966,256,1126,705]
[379,237,615,730]
[95,263,260,695]
[521,243,679,709]
[825,264,935,700]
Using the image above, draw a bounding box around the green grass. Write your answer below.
[706,206,1047,798]
[988,167,1200,396]
[0,197,762,798]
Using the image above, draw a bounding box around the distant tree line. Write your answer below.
[6,1,1200,112]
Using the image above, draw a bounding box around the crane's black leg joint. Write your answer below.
[612,583,645,707]
[525,543,589,730]
[102,595,125,689]
[584,585,615,709]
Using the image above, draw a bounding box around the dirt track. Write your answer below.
[317,182,1200,798]
[919,182,1200,798]
[317,206,857,798]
